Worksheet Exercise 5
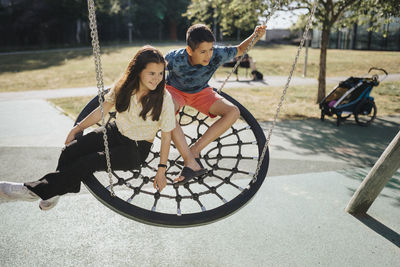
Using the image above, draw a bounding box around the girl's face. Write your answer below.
[139,62,164,92]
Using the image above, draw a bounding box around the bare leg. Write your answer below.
[170,99,202,182]
[190,98,240,157]
[172,122,201,170]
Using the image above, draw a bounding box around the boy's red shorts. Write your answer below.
[166,84,223,118]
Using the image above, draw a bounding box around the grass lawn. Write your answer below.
[2,43,399,120]
[50,80,400,122]
[228,81,400,121]
[1,43,399,92]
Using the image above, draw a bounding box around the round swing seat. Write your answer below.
[75,90,269,227]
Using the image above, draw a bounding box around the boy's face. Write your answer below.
[186,42,214,66]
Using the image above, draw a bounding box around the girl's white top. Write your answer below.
[105,87,176,140]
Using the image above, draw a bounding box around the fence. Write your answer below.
[312,18,400,51]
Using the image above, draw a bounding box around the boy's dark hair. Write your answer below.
[186,24,215,50]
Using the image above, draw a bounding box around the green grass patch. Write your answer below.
[4,42,399,120]
[1,43,399,92]
[50,96,94,119]
[373,81,400,114]
[49,80,400,122]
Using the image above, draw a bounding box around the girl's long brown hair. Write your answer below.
[114,45,166,121]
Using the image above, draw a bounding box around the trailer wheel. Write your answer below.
[355,99,377,126]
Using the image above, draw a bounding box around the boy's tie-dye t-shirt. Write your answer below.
[165,46,237,94]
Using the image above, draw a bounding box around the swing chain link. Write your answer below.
[217,1,281,94]
[252,2,317,183]
[87,0,115,196]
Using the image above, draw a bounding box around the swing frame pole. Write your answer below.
[345,129,400,214]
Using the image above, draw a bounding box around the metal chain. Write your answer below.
[217,1,281,94]
[87,0,115,196]
[252,2,317,183]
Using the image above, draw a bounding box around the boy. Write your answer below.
[165,24,266,184]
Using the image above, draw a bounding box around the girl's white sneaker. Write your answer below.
[39,196,60,211]
[0,181,39,201]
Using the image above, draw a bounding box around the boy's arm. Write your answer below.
[236,25,267,57]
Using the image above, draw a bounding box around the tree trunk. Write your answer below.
[158,23,162,41]
[213,16,218,41]
[317,25,330,103]
[76,18,81,44]
[352,23,358,50]
[168,18,177,41]
[367,21,372,50]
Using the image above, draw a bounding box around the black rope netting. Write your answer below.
[77,91,269,227]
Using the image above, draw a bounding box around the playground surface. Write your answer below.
[0,81,399,266]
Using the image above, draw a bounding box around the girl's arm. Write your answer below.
[236,25,267,57]
[65,101,114,145]
[153,130,172,192]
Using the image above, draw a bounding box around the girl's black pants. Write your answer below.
[25,122,151,200]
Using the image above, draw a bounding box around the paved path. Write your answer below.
[1,73,399,102]
[211,73,400,88]
[0,86,399,266]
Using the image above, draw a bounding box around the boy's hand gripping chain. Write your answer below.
[217,1,281,94]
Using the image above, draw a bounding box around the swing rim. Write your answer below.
[76,90,269,227]
[83,0,317,227]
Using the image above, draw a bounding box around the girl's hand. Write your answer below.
[64,126,81,145]
[153,169,167,192]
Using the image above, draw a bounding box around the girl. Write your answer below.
[0,46,176,210]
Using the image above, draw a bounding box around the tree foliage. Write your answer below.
[184,0,272,36]
[0,0,190,48]
[0,0,87,46]
[276,0,399,102]
[287,0,400,32]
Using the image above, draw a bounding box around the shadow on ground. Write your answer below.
[261,116,400,207]
[342,168,400,208]
[0,46,123,73]
[262,116,400,167]
[0,42,287,74]
[353,213,400,248]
